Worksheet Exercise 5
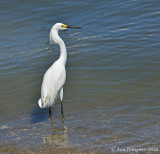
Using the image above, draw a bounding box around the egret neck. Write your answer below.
[50,28,67,65]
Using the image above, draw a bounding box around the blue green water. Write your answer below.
[0,0,160,152]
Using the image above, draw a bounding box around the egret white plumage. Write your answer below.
[38,23,80,124]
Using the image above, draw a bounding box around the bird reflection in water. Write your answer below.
[43,119,68,147]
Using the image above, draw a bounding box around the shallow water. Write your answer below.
[0,0,160,153]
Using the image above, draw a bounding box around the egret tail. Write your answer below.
[38,98,43,108]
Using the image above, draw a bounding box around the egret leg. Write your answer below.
[60,88,65,120]
[61,101,65,120]
[49,107,54,128]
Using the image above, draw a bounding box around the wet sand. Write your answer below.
[0,144,83,154]
[0,140,109,154]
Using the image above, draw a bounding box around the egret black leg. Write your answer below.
[49,107,54,128]
[61,101,65,119]
[49,107,51,115]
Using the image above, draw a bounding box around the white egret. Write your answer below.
[38,23,81,124]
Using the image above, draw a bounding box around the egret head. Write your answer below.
[53,23,67,30]
[50,23,81,44]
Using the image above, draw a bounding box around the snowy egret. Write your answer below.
[38,23,81,124]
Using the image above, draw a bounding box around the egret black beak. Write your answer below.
[67,25,82,29]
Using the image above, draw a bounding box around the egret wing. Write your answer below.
[41,62,66,107]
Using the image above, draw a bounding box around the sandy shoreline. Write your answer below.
[0,144,83,154]
[0,144,108,154]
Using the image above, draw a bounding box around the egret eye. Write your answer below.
[61,24,67,28]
